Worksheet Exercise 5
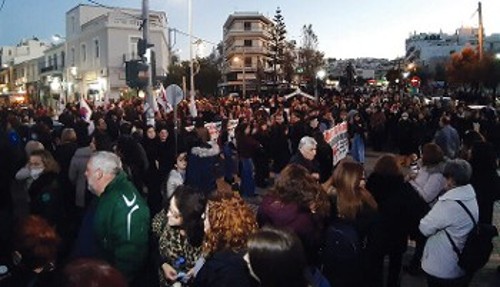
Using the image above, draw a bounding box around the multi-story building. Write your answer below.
[221,12,273,95]
[39,43,66,105]
[403,27,500,68]
[0,38,49,104]
[65,4,170,102]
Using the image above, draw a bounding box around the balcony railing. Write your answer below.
[224,29,271,40]
[40,65,59,73]
[226,46,268,55]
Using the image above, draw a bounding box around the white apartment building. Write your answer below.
[65,4,170,102]
[221,12,273,95]
[0,38,50,66]
[0,38,49,104]
[405,27,484,66]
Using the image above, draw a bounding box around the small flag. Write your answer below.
[79,98,93,123]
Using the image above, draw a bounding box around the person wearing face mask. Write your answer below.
[151,186,207,286]
[26,150,64,231]
[289,136,320,180]
[12,140,45,220]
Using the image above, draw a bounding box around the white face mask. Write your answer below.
[30,168,44,179]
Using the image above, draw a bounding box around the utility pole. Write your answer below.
[242,47,246,98]
[142,0,155,125]
[188,0,196,117]
[478,1,484,61]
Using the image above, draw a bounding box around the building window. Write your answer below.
[71,47,75,66]
[48,56,52,67]
[94,39,100,58]
[244,39,252,47]
[244,57,252,68]
[54,54,58,69]
[244,22,251,31]
[81,44,87,63]
[71,16,76,33]
[61,51,65,68]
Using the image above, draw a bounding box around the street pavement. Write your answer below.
[235,149,500,286]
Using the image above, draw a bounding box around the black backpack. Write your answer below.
[321,220,363,287]
[444,200,498,273]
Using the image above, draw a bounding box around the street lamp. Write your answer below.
[315,69,326,101]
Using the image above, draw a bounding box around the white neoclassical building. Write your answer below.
[65,4,170,102]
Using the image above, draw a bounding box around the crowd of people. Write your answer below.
[0,88,499,287]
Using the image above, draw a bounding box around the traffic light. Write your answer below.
[126,60,149,89]
[137,39,154,58]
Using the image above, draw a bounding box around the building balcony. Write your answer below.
[224,29,271,41]
[40,65,63,74]
[225,46,269,57]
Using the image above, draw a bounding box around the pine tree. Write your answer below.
[270,7,287,85]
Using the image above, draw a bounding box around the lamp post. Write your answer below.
[315,69,326,102]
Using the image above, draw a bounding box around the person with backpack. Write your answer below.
[322,160,379,287]
[419,159,478,287]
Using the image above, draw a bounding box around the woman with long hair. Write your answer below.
[258,163,329,283]
[245,227,309,287]
[194,192,258,287]
[151,185,207,286]
[322,160,378,287]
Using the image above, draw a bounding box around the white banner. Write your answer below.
[323,122,349,166]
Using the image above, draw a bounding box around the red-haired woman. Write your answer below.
[193,192,258,287]
[1,215,60,286]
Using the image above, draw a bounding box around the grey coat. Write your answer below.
[69,146,92,207]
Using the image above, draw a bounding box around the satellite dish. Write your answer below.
[166,84,184,106]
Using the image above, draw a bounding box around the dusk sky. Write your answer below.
[1,0,499,60]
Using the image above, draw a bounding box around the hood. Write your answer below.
[191,141,220,158]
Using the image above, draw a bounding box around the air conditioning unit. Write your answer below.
[100,68,107,77]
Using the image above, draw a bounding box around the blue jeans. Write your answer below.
[223,143,236,182]
[351,134,365,164]
[239,157,255,197]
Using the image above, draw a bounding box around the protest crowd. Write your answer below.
[0,88,500,287]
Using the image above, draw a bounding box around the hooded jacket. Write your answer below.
[185,141,220,194]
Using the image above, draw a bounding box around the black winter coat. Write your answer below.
[366,173,429,253]
[193,250,256,287]
[28,172,65,230]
